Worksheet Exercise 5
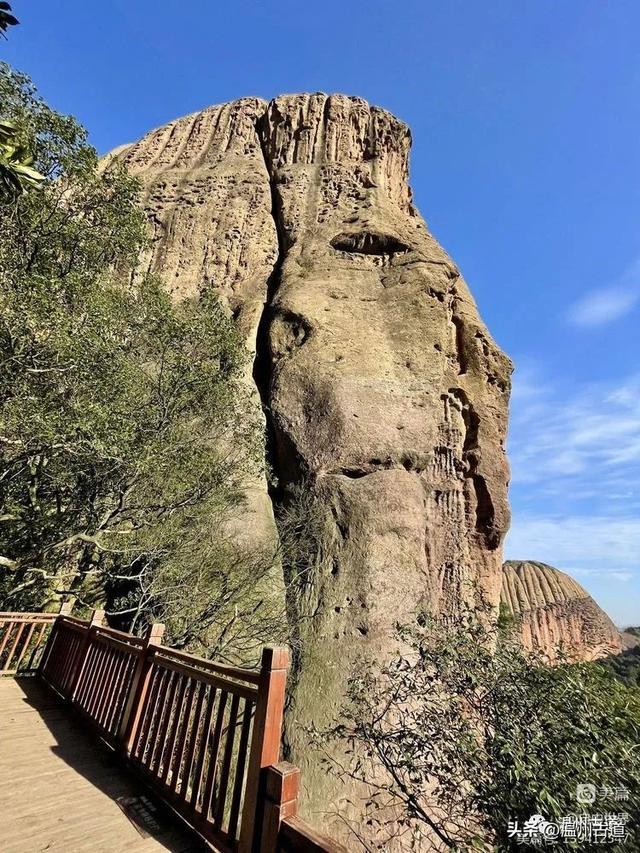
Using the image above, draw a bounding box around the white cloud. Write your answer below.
[508,372,640,491]
[567,287,639,327]
[506,369,640,625]
[505,515,640,570]
[567,258,640,327]
[610,571,634,582]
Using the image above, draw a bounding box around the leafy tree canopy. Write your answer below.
[0,63,279,661]
[599,640,640,689]
[320,615,640,851]
[0,2,18,39]
[0,118,45,201]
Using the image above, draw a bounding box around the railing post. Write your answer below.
[118,622,165,755]
[37,600,73,676]
[258,762,300,853]
[68,608,104,701]
[239,645,290,853]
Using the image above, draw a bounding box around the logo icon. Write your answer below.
[576,783,596,805]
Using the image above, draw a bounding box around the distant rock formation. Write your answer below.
[109,94,512,840]
[621,628,640,650]
[501,560,622,661]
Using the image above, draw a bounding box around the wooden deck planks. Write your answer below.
[0,678,203,853]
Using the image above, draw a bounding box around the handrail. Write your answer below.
[0,611,57,675]
[148,649,259,701]
[91,630,147,656]
[57,614,90,628]
[153,643,262,685]
[2,606,347,852]
[93,623,147,647]
[281,816,347,853]
[258,763,348,852]
[0,611,57,620]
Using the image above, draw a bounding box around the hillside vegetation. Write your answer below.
[0,63,281,662]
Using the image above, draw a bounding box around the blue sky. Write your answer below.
[4,1,639,626]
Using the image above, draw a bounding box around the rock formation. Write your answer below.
[111,98,281,560]
[110,94,512,837]
[501,560,622,661]
[621,628,640,650]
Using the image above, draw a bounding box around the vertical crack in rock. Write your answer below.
[451,313,468,375]
[455,387,499,550]
[252,108,310,737]
[252,109,288,504]
[104,93,513,847]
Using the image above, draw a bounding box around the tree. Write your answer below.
[599,643,640,689]
[0,63,281,662]
[0,2,18,39]
[0,118,44,201]
[318,615,640,851]
[0,6,42,203]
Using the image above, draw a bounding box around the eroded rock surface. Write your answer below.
[501,560,622,661]
[256,95,511,832]
[110,94,513,839]
[113,98,280,555]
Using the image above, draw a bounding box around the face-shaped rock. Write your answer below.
[255,96,512,831]
[259,94,511,620]
[110,93,512,841]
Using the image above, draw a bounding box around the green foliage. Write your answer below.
[129,524,287,664]
[0,118,45,201]
[598,643,640,689]
[0,58,49,204]
[321,615,640,851]
[274,481,337,668]
[496,600,516,631]
[0,63,277,661]
[0,2,18,39]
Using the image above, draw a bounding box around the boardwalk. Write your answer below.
[0,610,345,852]
[0,678,203,853]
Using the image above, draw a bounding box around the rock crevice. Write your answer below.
[109,93,513,841]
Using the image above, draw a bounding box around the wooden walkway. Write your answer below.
[0,678,203,853]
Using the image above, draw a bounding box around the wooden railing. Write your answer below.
[261,764,347,853]
[2,607,347,853]
[40,609,146,747]
[0,611,56,674]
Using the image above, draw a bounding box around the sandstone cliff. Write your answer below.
[501,560,622,661]
[113,98,281,559]
[110,94,512,837]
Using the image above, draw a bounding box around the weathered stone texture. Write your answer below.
[113,98,279,552]
[255,96,512,833]
[110,94,513,840]
[501,560,622,661]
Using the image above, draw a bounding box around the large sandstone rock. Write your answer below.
[256,95,512,831]
[112,98,280,556]
[501,560,622,661]
[109,94,512,838]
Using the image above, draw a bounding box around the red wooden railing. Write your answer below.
[261,763,347,853]
[0,611,56,674]
[2,607,346,853]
